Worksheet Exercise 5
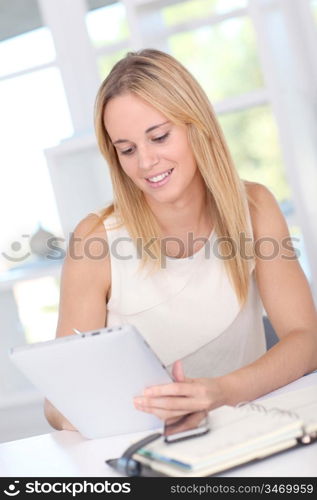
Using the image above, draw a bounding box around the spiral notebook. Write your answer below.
[131,384,317,477]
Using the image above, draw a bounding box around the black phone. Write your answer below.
[163,410,210,443]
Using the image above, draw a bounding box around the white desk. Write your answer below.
[1,373,317,477]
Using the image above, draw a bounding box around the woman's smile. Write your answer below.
[144,167,174,188]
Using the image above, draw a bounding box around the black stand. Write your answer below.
[106,432,162,476]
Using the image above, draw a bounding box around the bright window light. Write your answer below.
[311,0,317,22]
[0,28,55,77]
[0,67,73,272]
[162,0,247,26]
[86,2,129,47]
[13,276,60,343]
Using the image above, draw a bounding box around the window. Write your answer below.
[86,0,129,79]
[219,105,310,275]
[86,0,129,47]
[0,2,73,350]
[0,27,55,77]
[14,276,60,343]
[161,0,247,25]
[311,0,317,23]
[218,105,289,203]
[0,66,73,273]
[168,17,264,101]
[97,49,128,79]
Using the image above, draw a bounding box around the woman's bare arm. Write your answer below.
[219,182,317,402]
[132,183,317,420]
[44,214,110,430]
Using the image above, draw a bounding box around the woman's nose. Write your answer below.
[137,145,159,171]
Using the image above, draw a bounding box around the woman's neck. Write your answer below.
[145,178,212,239]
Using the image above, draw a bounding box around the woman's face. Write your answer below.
[103,92,202,206]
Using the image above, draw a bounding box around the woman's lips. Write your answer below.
[145,168,174,188]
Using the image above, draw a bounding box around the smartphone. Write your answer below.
[163,410,210,443]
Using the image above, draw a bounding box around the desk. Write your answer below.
[1,373,316,477]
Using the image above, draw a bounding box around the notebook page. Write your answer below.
[259,384,317,434]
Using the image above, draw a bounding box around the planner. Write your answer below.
[131,384,317,477]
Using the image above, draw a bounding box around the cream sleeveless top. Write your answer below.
[92,201,266,379]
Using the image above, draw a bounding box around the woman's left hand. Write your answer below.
[133,360,225,420]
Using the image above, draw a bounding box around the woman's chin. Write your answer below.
[145,188,181,205]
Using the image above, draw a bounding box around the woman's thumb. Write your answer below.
[172,360,187,382]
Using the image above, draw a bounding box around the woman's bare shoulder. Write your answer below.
[243,180,273,202]
[69,213,109,254]
[56,213,110,339]
[73,212,108,238]
[243,180,287,239]
[65,213,110,289]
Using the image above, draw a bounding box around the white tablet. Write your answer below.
[9,324,172,439]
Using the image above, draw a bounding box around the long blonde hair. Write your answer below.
[94,49,255,305]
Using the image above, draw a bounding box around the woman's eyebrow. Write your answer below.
[113,121,170,145]
[145,120,170,133]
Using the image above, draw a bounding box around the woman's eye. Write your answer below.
[153,132,169,143]
[120,147,134,156]
[118,132,169,155]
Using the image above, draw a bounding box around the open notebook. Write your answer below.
[131,384,317,477]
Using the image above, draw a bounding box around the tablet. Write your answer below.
[9,324,172,439]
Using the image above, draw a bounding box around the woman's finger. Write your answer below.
[138,406,190,421]
[143,381,195,398]
[172,360,185,382]
[134,395,205,412]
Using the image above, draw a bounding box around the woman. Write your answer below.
[45,49,317,430]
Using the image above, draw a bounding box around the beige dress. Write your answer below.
[92,201,266,379]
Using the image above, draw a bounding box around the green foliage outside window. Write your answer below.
[219,106,291,203]
[98,50,128,79]
[162,0,247,25]
[312,0,317,22]
[168,17,264,101]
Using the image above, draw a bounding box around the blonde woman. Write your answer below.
[45,49,317,430]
